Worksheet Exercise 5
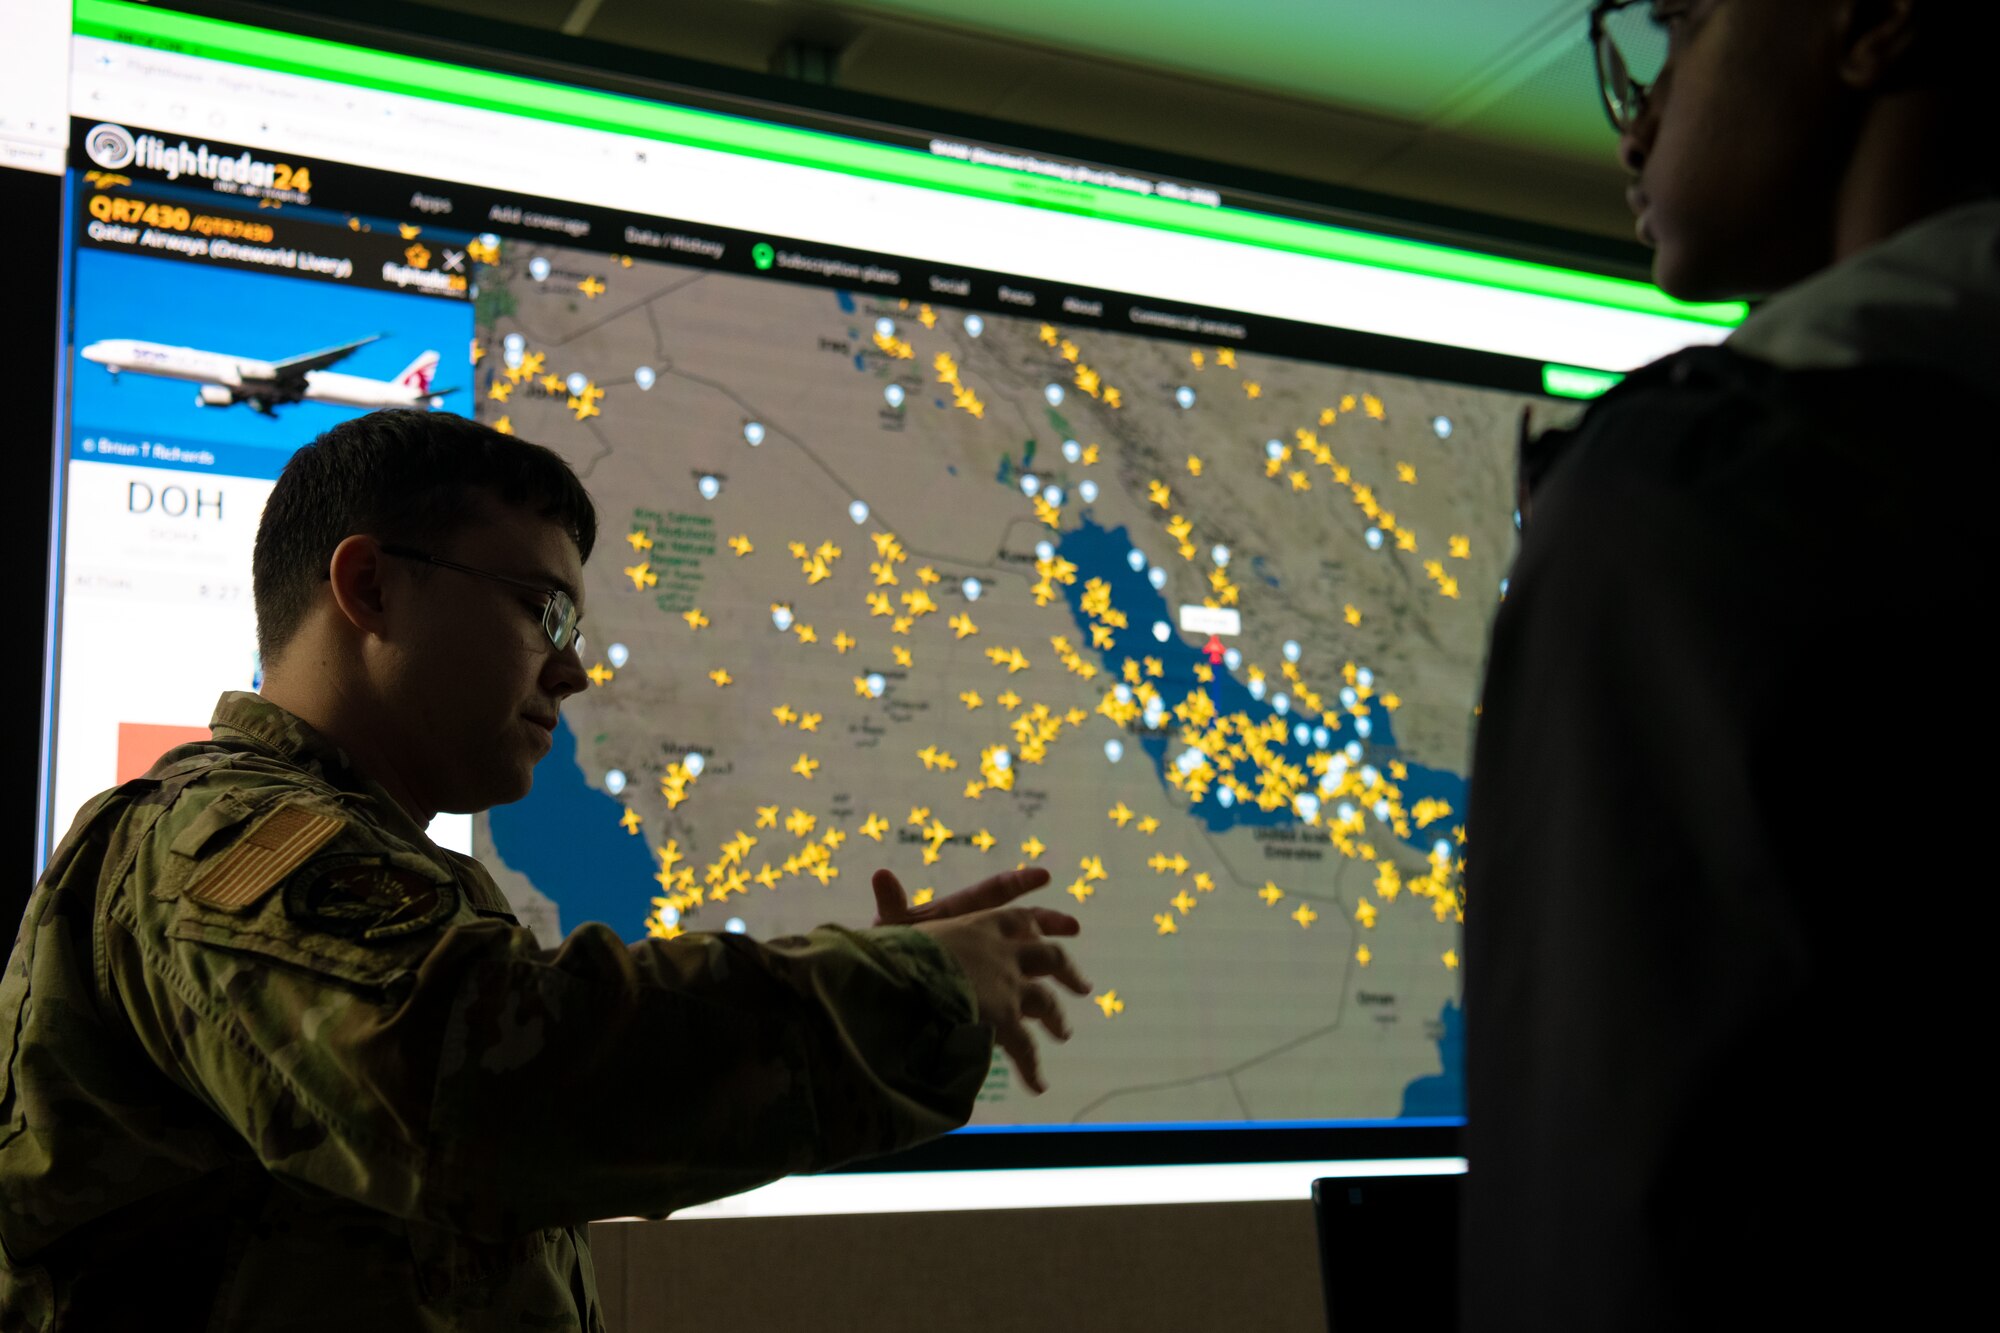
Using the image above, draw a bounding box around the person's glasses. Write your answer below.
[1590,1,1682,133]
[379,544,585,655]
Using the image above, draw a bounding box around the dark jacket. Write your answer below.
[1463,202,1994,1328]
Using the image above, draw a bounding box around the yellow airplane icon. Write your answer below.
[1171,890,1197,915]
[892,645,913,667]
[972,830,997,852]
[772,704,798,726]
[791,753,819,779]
[860,813,889,841]
[1109,803,1135,828]
[1081,856,1108,882]
[1154,914,1179,936]
[949,614,978,640]
[586,663,613,686]
[1068,879,1094,903]
[728,534,754,556]
[1259,882,1285,906]
[1021,836,1047,860]
[624,562,658,590]
[1295,903,1320,929]
[1148,480,1172,509]
[626,530,654,552]
[683,608,709,629]
[756,806,779,828]
[619,807,643,834]
[798,712,822,732]
[833,631,856,654]
[709,668,732,687]
[960,691,983,710]
[786,808,817,837]
[578,276,606,299]
[1095,990,1124,1016]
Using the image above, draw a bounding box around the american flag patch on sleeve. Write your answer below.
[186,802,346,912]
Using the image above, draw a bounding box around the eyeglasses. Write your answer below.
[1590,1,1686,133]
[379,543,585,655]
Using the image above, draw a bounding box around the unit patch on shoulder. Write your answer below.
[185,801,346,912]
[284,855,459,943]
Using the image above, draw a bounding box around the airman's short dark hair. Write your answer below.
[252,410,597,664]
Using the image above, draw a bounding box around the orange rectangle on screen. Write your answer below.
[116,723,211,784]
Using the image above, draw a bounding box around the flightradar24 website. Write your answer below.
[53,114,1499,1131]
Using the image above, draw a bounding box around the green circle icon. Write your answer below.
[752,242,775,270]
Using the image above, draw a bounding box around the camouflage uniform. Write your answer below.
[0,692,991,1330]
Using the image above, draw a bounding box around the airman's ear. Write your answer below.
[325,534,393,638]
[1837,0,1921,93]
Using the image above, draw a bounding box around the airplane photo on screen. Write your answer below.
[78,334,454,415]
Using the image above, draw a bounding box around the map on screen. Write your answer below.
[466,242,1518,1124]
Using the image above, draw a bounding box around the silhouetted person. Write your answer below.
[1466,2,1991,1326]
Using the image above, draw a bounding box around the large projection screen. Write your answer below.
[40,0,1742,1212]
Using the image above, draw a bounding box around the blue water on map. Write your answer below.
[488,717,655,943]
[1399,1000,1465,1116]
[835,291,856,313]
[1053,516,1467,851]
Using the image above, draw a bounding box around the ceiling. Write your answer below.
[309,0,1642,245]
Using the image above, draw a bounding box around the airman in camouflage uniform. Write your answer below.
[1,411,1084,1330]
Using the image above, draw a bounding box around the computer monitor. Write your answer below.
[29,0,1742,1209]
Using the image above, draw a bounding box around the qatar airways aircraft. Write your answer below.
[78,334,454,415]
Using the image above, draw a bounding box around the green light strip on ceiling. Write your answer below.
[74,0,1746,328]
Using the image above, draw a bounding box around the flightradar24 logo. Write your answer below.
[83,123,137,171]
[83,122,306,198]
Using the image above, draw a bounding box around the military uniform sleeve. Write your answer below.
[103,788,992,1242]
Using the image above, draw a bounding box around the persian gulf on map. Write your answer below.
[468,239,1539,1125]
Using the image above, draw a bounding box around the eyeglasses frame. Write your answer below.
[1589,0,1685,135]
[378,542,585,655]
